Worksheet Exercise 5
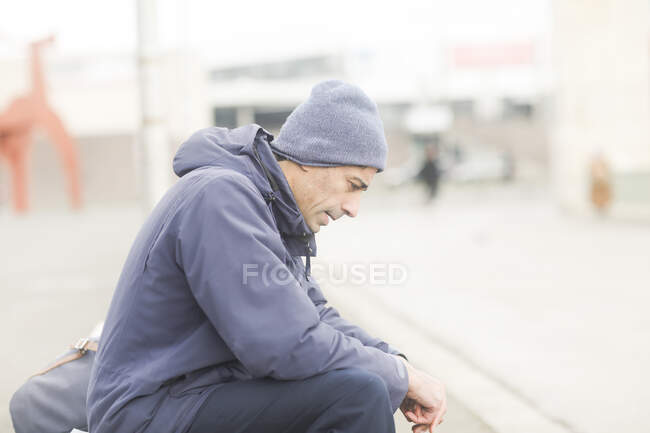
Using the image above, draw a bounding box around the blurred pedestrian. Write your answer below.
[417,144,441,203]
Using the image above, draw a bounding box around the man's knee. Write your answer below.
[326,368,391,408]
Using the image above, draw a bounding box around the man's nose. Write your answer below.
[341,196,361,218]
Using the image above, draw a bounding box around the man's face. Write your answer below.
[287,164,377,233]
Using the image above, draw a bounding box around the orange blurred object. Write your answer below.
[590,153,612,214]
[0,36,82,213]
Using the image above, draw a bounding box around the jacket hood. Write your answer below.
[172,124,317,266]
[173,125,263,178]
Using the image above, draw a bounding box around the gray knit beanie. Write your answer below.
[271,80,388,172]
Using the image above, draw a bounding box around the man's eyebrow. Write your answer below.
[351,176,368,190]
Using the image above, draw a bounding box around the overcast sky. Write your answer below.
[1,0,550,63]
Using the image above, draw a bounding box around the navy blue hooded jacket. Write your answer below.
[87,125,408,433]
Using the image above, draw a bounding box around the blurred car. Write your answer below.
[447,149,514,183]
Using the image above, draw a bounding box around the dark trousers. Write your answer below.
[187,368,396,433]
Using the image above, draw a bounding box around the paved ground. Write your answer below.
[1,181,648,433]
[319,182,650,433]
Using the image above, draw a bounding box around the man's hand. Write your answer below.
[394,356,447,433]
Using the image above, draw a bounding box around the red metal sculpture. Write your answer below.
[0,36,82,212]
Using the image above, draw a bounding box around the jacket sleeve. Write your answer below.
[320,305,407,359]
[302,272,407,359]
[175,173,408,411]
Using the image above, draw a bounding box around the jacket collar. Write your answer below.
[240,126,317,261]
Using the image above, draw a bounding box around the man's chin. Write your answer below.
[306,221,321,233]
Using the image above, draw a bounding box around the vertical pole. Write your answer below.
[136,0,170,211]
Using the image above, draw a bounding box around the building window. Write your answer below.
[213,108,237,128]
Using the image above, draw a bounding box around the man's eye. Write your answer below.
[350,183,362,191]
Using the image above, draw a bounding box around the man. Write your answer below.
[87,80,447,433]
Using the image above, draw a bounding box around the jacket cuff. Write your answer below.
[388,355,409,412]
[388,346,408,362]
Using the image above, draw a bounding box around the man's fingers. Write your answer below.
[431,409,444,432]
[406,410,428,424]
[412,424,429,433]
[407,412,426,424]
[439,402,448,423]
[427,413,446,433]
[407,402,445,425]
[417,409,436,424]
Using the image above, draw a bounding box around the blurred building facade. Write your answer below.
[0,40,549,210]
[2,9,648,218]
[551,0,650,217]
